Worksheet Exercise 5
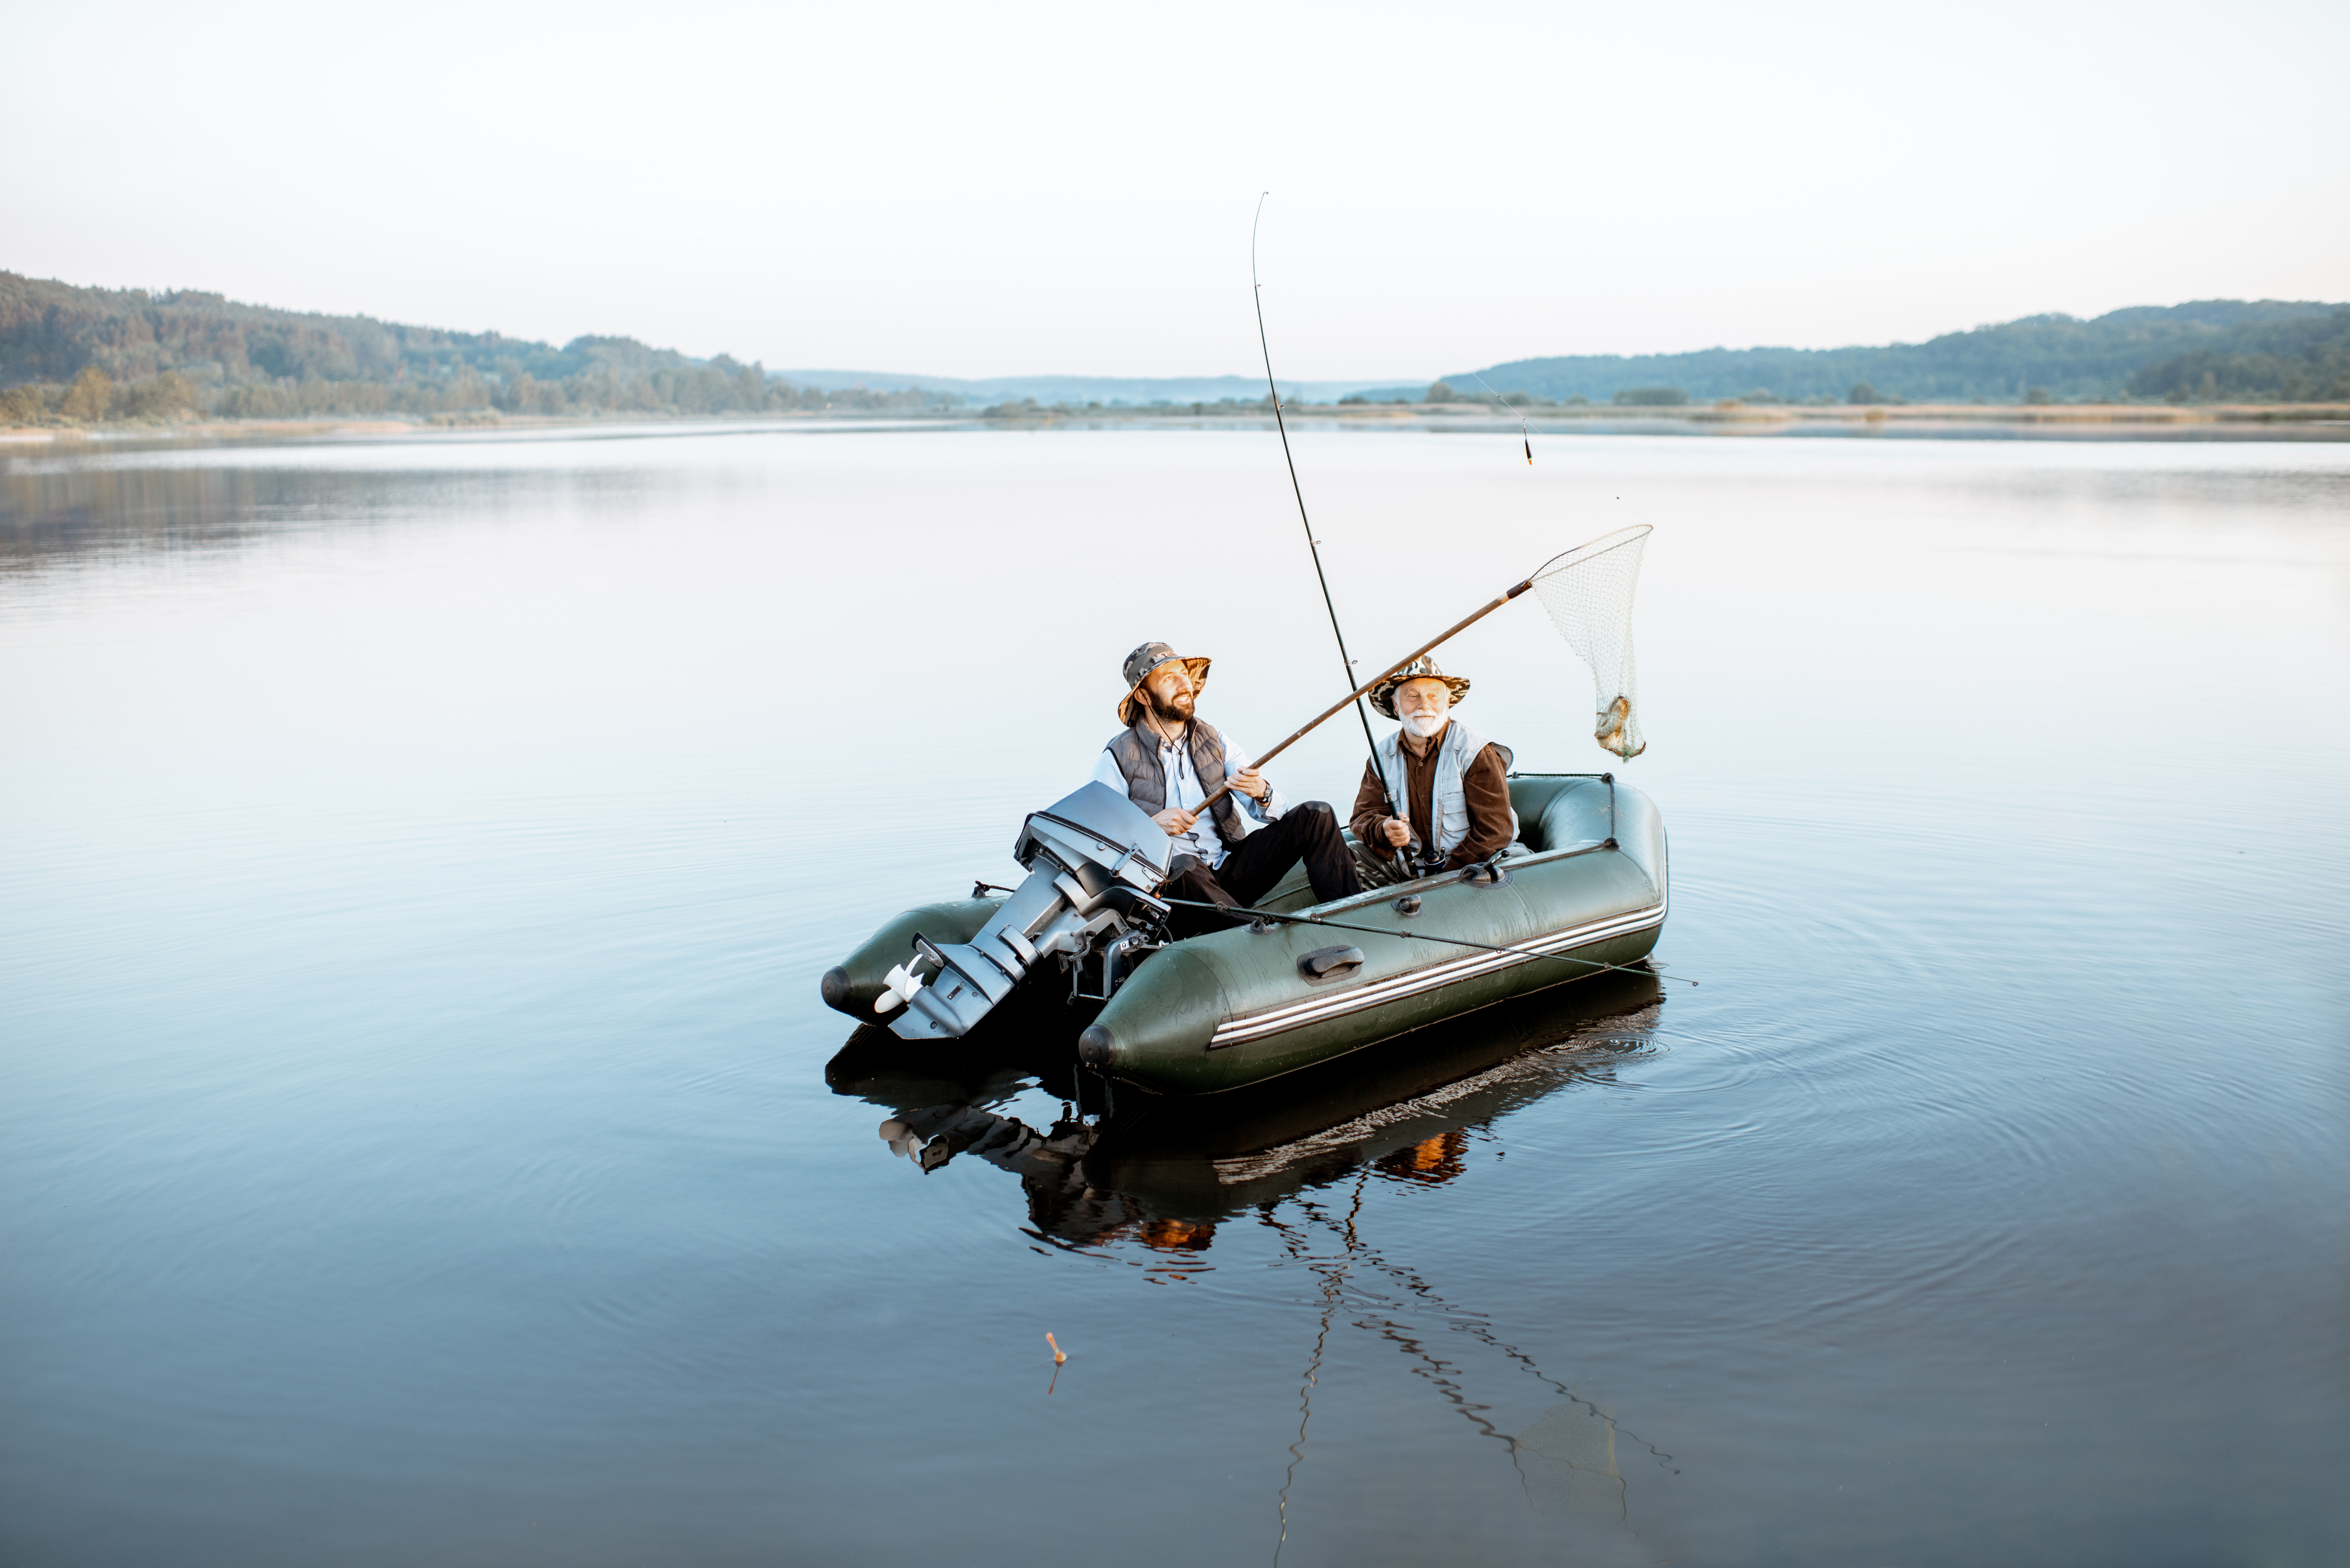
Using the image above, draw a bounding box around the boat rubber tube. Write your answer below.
[1083,777,1664,1094]
[822,898,1003,1020]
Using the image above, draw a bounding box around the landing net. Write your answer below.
[1528,524,1650,759]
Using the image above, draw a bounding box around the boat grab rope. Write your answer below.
[1154,895,1697,986]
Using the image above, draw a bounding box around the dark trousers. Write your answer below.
[1162,801,1363,939]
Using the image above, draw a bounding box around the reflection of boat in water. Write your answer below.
[826,967,1668,1249]
[825,969,1681,1543]
[822,774,1667,1095]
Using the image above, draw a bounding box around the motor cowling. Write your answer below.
[885,782,1173,1041]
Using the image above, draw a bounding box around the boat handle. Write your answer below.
[1299,945,1366,981]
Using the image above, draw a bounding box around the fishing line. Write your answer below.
[1251,192,1406,870]
[1465,368,1535,465]
[1156,894,1698,986]
[1253,193,1378,762]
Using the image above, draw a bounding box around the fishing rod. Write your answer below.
[1253,194,1380,763]
[1251,192,1408,874]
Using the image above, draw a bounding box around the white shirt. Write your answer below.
[1090,726,1287,870]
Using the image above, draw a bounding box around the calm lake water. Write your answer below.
[3,421,2346,1566]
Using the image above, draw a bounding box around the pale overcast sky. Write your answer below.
[5,0,2344,380]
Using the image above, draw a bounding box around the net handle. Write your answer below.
[1194,526,1654,818]
[1189,524,1650,815]
[1191,583,1530,815]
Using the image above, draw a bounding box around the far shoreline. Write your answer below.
[5,399,2347,447]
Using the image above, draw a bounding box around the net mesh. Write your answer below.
[1528,524,1651,759]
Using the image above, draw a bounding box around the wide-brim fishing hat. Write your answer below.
[1369,655,1471,719]
[1117,640,1213,726]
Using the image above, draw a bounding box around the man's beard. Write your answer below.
[1148,687,1195,723]
[1403,710,1447,738]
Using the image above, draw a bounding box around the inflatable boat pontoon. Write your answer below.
[820,773,1665,1096]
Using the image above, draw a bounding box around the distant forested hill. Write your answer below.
[0,272,947,421]
[1441,300,2350,405]
[2122,310,2350,403]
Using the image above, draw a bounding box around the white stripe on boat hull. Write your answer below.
[1207,900,1667,1049]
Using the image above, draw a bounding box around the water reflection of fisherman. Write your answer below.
[1090,642,1363,939]
[1350,657,1519,885]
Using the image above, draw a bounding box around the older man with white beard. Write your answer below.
[1091,641,1363,939]
[1349,656,1518,882]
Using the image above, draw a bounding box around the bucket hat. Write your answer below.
[1117,641,1213,726]
[1369,655,1471,719]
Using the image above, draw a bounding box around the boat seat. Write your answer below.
[1511,774,1614,855]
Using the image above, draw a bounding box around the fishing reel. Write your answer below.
[1395,843,1447,880]
[1380,824,1444,882]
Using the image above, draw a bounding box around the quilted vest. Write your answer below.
[1105,718,1250,847]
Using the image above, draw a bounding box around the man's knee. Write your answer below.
[1165,866,1215,896]
[1291,800,1340,838]
[1165,861,1234,908]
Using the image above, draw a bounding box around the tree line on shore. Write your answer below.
[2113,310,2350,403]
[1438,303,2350,406]
[1,362,949,426]
[5,270,2346,428]
[0,272,955,427]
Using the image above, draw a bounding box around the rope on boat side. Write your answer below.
[1155,896,1697,986]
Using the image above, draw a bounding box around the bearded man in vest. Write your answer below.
[1349,657,1519,884]
[1090,642,1363,939]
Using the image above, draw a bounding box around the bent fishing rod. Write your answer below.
[1252,193,1412,871]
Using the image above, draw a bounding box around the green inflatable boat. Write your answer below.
[819,773,1666,1096]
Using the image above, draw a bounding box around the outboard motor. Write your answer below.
[878,782,1174,1041]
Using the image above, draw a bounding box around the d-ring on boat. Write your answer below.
[819,770,1665,1096]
